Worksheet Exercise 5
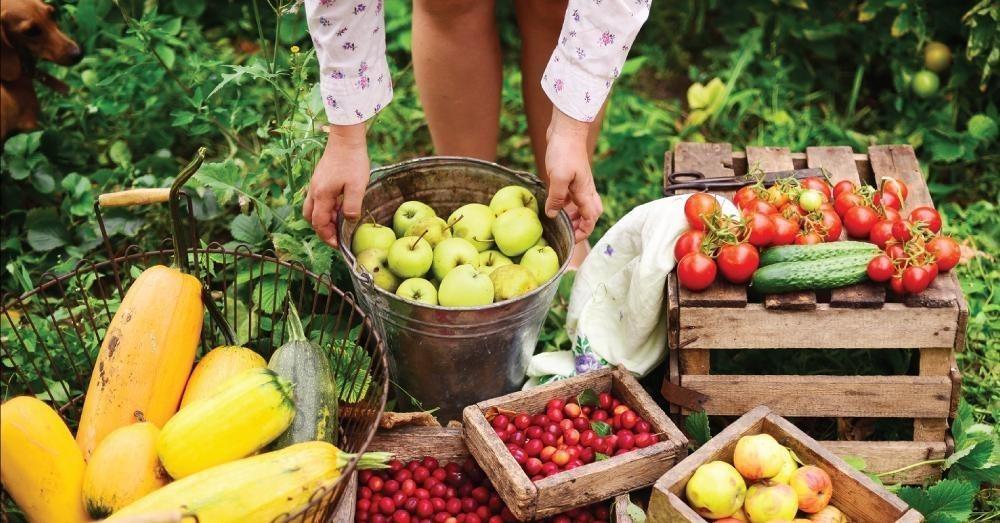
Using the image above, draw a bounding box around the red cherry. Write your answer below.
[380,497,397,515]
[490,415,509,431]
[513,413,531,430]
[546,398,565,411]
[524,457,543,475]
[598,392,613,410]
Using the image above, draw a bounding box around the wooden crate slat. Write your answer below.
[679,303,959,349]
[807,146,887,308]
[747,146,818,310]
[914,346,955,442]
[821,440,947,484]
[681,374,952,418]
[368,426,469,461]
[672,143,747,308]
[868,145,960,309]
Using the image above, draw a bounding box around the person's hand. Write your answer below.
[543,107,603,242]
[303,123,370,248]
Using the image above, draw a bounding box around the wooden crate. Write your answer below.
[660,143,966,484]
[647,406,923,523]
[463,366,688,521]
[333,426,635,523]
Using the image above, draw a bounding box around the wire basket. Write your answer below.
[0,150,389,522]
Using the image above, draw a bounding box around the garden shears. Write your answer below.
[663,167,826,195]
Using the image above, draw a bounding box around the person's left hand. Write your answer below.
[543,107,603,242]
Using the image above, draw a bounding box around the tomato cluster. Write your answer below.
[356,457,611,523]
[494,392,659,482]
[734,175,840,246]
[833,177,961,294]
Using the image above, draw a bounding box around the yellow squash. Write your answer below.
[157,367,295,478]
[77,265,203,459]
[111,442,384,522]
[180,345,266,408]
[82,420,170,518]
[0,396,89,523]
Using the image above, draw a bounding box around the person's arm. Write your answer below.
[303,0,392,248]
[541,0,652,240]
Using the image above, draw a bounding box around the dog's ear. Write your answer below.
[1,15,22,82]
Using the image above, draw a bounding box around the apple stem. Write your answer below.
[445,214,463,232]
[412,230,429,250]
[364,210,378,225]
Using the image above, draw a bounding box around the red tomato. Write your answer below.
[716,243,760,284]
[673,230,706,261]
[744,212,776,247]
[881,206,902,222]
[868,220,896,249]
[765,186,790,208]
[820,209,843,241]
[801,177,832,201]
[909,206,942,233]
[892,220,913,242]
[927,236,960,272]
[833,180,856,198]
[881,177,908,202]
[890,274,906,294]
[885,243,907,261]
[834,192,865,218]
[780,202,807,222]
[874,190,902,210]
[770,215,800,246]
[844,206,879,238]
[795,232,824,245]
[684,193,720,231]
[741,199,777,215]
[867,255,894,282]
[902,266,932,294]
[677,252,717,292]
[734,186,759,208]
[925,262,939,281]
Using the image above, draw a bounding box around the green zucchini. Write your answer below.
[268,306,339,448]
[759,241,880,266]
[751,254,876,294]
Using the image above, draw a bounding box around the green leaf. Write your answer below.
[329,338,373,403]
[842,455,868,471]
[302,239,333,276]
[26,208,69,252]
[255,278,289,315]
[230,214,267,245]
[591,421,612,436]
[273,232,305,260]
[155,44,176,69]
[108,140,132,167]
[967,114,998,142]
[897,480,977,523]
[684,411,711,448]
[577,388,599,407]
[620,56,648,77]
[595,452,609,461]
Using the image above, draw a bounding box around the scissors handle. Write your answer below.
[667,171,706,184]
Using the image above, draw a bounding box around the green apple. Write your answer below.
[405,216,451,247]
[489,264,539,301]
[490,185,539,216]
[393,201,436,237]
[534,237,549,248]
[478,250,513,275]
[351,222,396,255]
[520,246,560,283]
[492,207,543,257]
[396,277,438,305]
[432,237,480,280]
[387,236,433,278]
[438,264,494,307]
[356,248,400,292]
[447,203,495,252]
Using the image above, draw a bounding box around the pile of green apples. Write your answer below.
[350,185,561,307]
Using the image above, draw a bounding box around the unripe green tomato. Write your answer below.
[798,190,824,212]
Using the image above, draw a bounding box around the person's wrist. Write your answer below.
[548,106,589,139]
[327,122,368,149]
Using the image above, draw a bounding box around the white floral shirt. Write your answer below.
[305,0,651,125]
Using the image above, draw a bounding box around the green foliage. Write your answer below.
[898,480,980,523]
[684,411,712,450]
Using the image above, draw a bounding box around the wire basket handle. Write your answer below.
[93,148,236,346]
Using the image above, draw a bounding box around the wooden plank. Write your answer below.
[331,472,358,523]
[369,426,469,462]
[662,150,673,196]
[914,347,953,442]
[475,367,613,413]
[868,145,960,309]
[807,146,886,308]
[898,509,926,523]
[747,146,817,310]
[666,273,681,414]
[672,143,747,308]
[683,375,952,418]
[463,406,539,520]
[679,303,959,349]
[822,440,947,485]
[612,367,689,446]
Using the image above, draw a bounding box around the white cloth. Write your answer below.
[304,0,651,124]
[525,194,739,387]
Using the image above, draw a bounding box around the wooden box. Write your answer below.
[661,143,966,483]
[463,366,689,521]
[647,406,923,523]
[334,426,635,523]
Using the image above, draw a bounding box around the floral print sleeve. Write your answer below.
[542,0,652,122]
[305,0,392,125]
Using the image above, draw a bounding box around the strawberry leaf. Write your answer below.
[577,388,599,407]
[684,411,711,449]
[897,479,977,523]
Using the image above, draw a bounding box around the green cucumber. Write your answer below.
[751,254,876,294]
[759,241,880,266]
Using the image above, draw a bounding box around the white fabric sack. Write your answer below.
[525,194,738,387]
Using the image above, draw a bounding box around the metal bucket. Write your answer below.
[338,157,574,421]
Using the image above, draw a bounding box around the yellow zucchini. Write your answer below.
[157,367,295,478]
[0,396,89,523]
[82,419,170,518]
[180,345,266,408]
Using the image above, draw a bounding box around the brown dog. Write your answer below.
[1,0,82,143]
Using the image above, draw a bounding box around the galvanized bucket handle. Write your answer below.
[92,147,236,345]
[369,156,547,192]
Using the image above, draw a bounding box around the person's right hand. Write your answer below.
[303,123,370,249]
